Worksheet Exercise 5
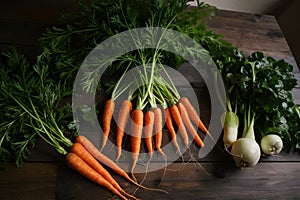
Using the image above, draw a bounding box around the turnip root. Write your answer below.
[260,134,283,155]
[230,109,261,168]
[231,138,261,167]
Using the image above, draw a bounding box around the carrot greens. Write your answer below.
[0,49,75,166]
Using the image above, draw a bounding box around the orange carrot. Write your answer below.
[164,108,182,155]
[180,97,209,134]
[130,109,144,178]
[75,135,167,194]
[65,152,128,200]
[169,104,189,147]
[177,102,205,147]
[76,135,131,182]
[144,110,154,158]
[153,107,166,158]
[101,99,115,151]
[115,100,132,161]
[70,143,138,200]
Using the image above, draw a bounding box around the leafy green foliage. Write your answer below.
[37,0,223,93]
[216,50,300,152]
[0,48,75,166]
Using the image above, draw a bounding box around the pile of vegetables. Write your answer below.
[219,51,300,167]
[0,0,300,198]
[0,49,167,199]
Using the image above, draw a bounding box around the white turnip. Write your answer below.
[260,134,283,155]
[231,138,261,167]
[230,111,261,168]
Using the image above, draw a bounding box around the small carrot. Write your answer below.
[169,104,189,147]
[75,135,167,194]
[70,143,138,200]
[180,97,209,134]
[65,152,128,200]
[115,99,132,161]
[164,108,182,156]
[177,102,205,147]
[153,107,166,158]
[130,109,144,179]
[144,110,154,159]
[101,99,115,151]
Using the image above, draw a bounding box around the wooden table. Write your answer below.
[1,4,300,200]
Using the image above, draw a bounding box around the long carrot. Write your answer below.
[144,110,154,159]
[101,99,115,151]
[177,102,205,147]
[75,135,167,194]
[65,152,128,200]
[70,143,138,200]
[138,109,155,190]
[153,107,166,158]
[164,108,182,156]
[179,97,209,135]
[76,135,131,182]
[115,99,132,161]
[169,104,189,147]
[130,109,144,180]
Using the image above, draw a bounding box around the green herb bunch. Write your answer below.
[217,50,300,152]
[0,49,75,167]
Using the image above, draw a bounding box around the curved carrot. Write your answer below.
[76,135,131,182]
[144,110,154,159]
[101,99,115,151]
[164,108,182,155]
[180,97,209,134]
[169,104,189,147]
[130,109,144,178]
[153,107,166,158]
[65,152,128,200]
[75,135,167,194]
[70,143,138,200]
[115,100,132,161]
[177,102,205,147]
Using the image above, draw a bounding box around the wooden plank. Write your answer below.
[56,162,300,200]
[207,10,299,70]
[0,163,57,200]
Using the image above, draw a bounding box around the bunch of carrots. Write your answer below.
[67,135,168,200]
[6,87,166,199]
[100,63,210,179]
